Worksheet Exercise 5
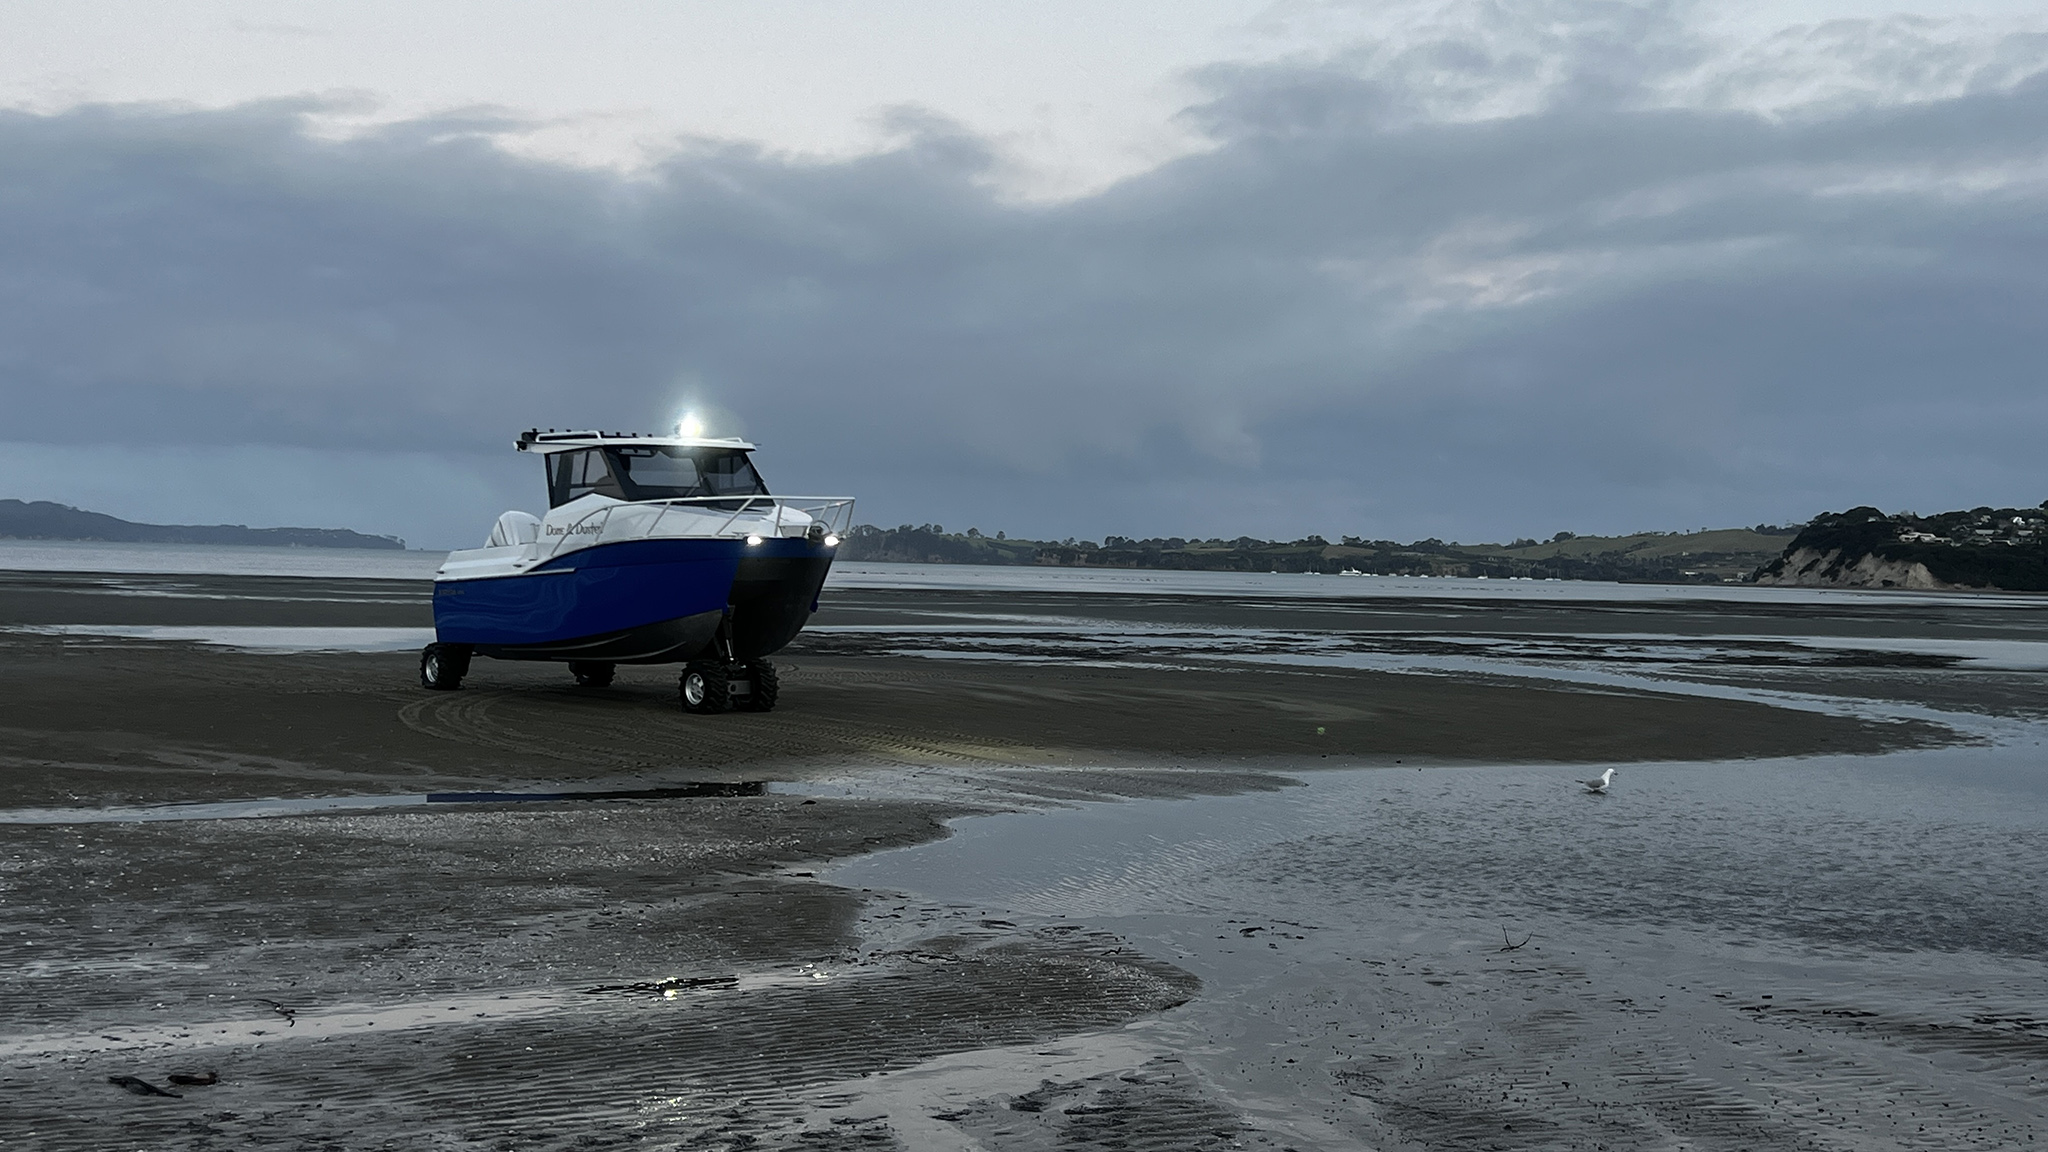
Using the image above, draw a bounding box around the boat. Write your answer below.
[420,428,853,712]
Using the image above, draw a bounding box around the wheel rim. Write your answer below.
[683,673,706,706]
[425,652,442,682]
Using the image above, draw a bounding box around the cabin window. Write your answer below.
[613,447,701,493]
[701,452,767,497]
[547,449,627,506]
[546,445,770,507]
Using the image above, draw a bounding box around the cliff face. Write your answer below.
[1754,504,2048,591]
[1754,546,1952,590]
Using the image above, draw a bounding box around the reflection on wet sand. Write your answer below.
[834,752,2048,1145]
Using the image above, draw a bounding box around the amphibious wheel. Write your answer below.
[569,661,616,688]
[420,643,472,691]
[679,661,731,714]
[735,661,779,712]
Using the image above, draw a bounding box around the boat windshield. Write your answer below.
[546,446,770,507]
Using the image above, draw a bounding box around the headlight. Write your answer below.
[823,534,839,548]
[745,534,763,546]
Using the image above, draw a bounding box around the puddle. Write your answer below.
[0,782,766,824]
[582,965,842,999]
[423,782,764,804]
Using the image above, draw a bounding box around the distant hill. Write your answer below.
[839,523,1798,582]
[0,500,406,550]
[1755,504,2048,591]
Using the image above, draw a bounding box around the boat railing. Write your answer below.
[539,496,856,562]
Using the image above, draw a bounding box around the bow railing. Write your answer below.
[538,496,856,562]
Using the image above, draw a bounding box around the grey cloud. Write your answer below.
[2,12,2045,547]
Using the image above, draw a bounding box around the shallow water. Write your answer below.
[837,747,2048,956]
[830,744,2048,1146]
[2,623,435,652]
[802,592,2048,738]
[809,620,2048,673]
[0,539,446,579]
[828,560,2048,606]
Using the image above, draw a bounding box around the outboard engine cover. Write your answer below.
[487,510,543,548]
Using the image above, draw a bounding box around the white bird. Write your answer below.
[1581,768,1616,794]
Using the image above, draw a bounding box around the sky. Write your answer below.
[1,0,2044,548]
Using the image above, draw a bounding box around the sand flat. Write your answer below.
[3,566,2041,1148]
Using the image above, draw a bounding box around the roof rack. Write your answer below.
[515,429,758,452]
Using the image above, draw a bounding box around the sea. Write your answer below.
[4,538,2044,608]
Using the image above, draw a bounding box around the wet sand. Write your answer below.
[0,571,1958,809]
[2,567,2040,1149]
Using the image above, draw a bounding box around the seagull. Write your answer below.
[1581,768,1616,794]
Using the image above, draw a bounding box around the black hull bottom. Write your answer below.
[729,554,833,659]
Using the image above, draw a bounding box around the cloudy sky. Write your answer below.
[2,0,2044,548]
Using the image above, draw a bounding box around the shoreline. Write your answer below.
[12,548,2048,605]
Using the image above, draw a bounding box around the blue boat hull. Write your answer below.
[432,537,834,663]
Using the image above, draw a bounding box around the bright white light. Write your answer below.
[745,534,763,546]
[676,413,705,438]
[823,534,839,547]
